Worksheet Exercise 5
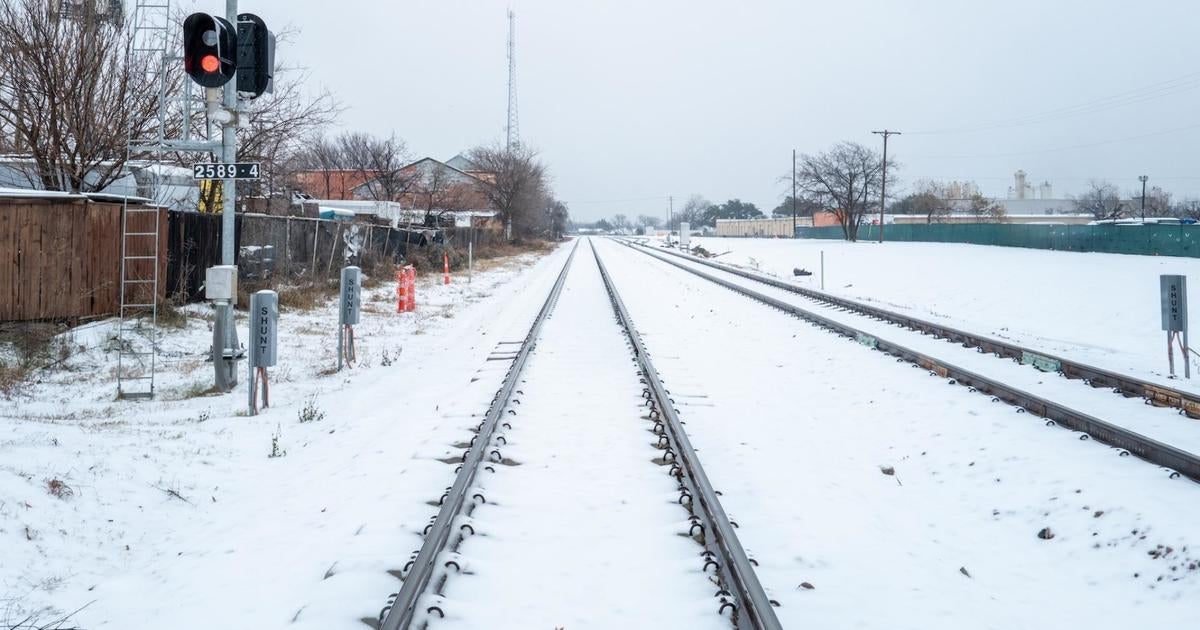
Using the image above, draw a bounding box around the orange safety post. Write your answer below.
[405,265,417,312]
[396,267,406,313]
[443,252,450,285]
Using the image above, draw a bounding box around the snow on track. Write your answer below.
[432,242,725,630]
[685,236,1200,388]
[594,237,1200,630]
[626,241,1200,458]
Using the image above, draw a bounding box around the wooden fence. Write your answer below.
[0,196,166,321]
[2,200,503,321]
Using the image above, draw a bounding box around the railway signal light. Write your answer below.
[183,13,237,87]
[236,13,276,99]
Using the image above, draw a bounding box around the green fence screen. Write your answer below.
[794,223,1200,257]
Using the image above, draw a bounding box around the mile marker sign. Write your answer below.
[192,162,261,180]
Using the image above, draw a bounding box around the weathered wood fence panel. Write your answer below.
[0,198,166,321]
[2,202,504,320]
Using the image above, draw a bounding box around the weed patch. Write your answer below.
[45,478,73,500]
[297,396,325,423]
[269,424,286,458]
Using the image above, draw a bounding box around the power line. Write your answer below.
[907,120,1200,160]
[908,69,1200,135]
[563,195,670,205]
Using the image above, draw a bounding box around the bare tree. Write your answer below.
[1073,180,1125,220]
[1133,185,1173,217]
[1173,198,1200,220]
[611,213,631,232]
[670,194,711,229]
[796,141,893,241]
[528,196,570,240]
[467,143,549,240]
[412,161,471,225]
[335,131,414,201]
[0,0,167,192]
[966,193,1006,221]
[234,68,341,203]
[298,134,345,199]
[636,214,661,229]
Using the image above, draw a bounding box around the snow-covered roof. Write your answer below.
[445,153,479,171]
[0,187,155,205]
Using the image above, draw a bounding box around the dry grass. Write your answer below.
[157,291,190,329]
[277,280,339,312]
[0,322,76,398]
[235,279,339,314]
[45,478,73,500]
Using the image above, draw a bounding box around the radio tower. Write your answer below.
[506,9,519,150]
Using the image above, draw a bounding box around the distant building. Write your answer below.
[1007,169,1055,200]
[999,170,1073,214]
[292,169,378,200]
[716,217,814,237]
[350,156,493,212]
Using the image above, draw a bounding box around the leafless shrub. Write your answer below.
[45,478,73,500]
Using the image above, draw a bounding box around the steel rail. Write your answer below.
[590,239,784,630]
[623,239,1200,418]
[614,238,1200,482]
[379,241,579,630]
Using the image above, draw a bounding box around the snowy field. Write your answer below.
[594,237,1200,629]
[5,235,1199,630]
[683,236,1200,388]
[0,246,570,629]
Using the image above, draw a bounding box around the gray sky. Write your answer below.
[206,0,1199,221]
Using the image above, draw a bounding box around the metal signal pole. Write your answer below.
[214,0,240,391]
[872,130,900,243]
[792,149,797,237]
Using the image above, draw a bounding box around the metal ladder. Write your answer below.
[116,0,173,399]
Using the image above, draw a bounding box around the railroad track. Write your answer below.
[378,238,782,630]
[616,238,1200,483]
[623,239,1200,417]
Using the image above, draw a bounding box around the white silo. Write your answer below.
[1014,170,1028,200]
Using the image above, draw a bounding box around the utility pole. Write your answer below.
[872,130,900,243]
[792,149,797,237]
[669,195,674,228]
[1139,175,1149,222]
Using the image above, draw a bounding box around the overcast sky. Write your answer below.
[192,0,1200,221]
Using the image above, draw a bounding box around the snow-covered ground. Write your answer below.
[622,241,1200,458]
[593,237,1200,629]
[8,235,1199,629]
[0,246,570,629]
[682,236,1200,389]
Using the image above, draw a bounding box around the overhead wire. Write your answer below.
[908,69,1200,135]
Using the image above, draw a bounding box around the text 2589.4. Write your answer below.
[191,162,261,180]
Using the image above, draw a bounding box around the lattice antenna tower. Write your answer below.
[506,9,519,150]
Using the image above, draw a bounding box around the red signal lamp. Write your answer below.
[200,54,220,73]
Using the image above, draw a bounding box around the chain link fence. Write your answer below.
[795,223,1200,257]
[167,211,504,302]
